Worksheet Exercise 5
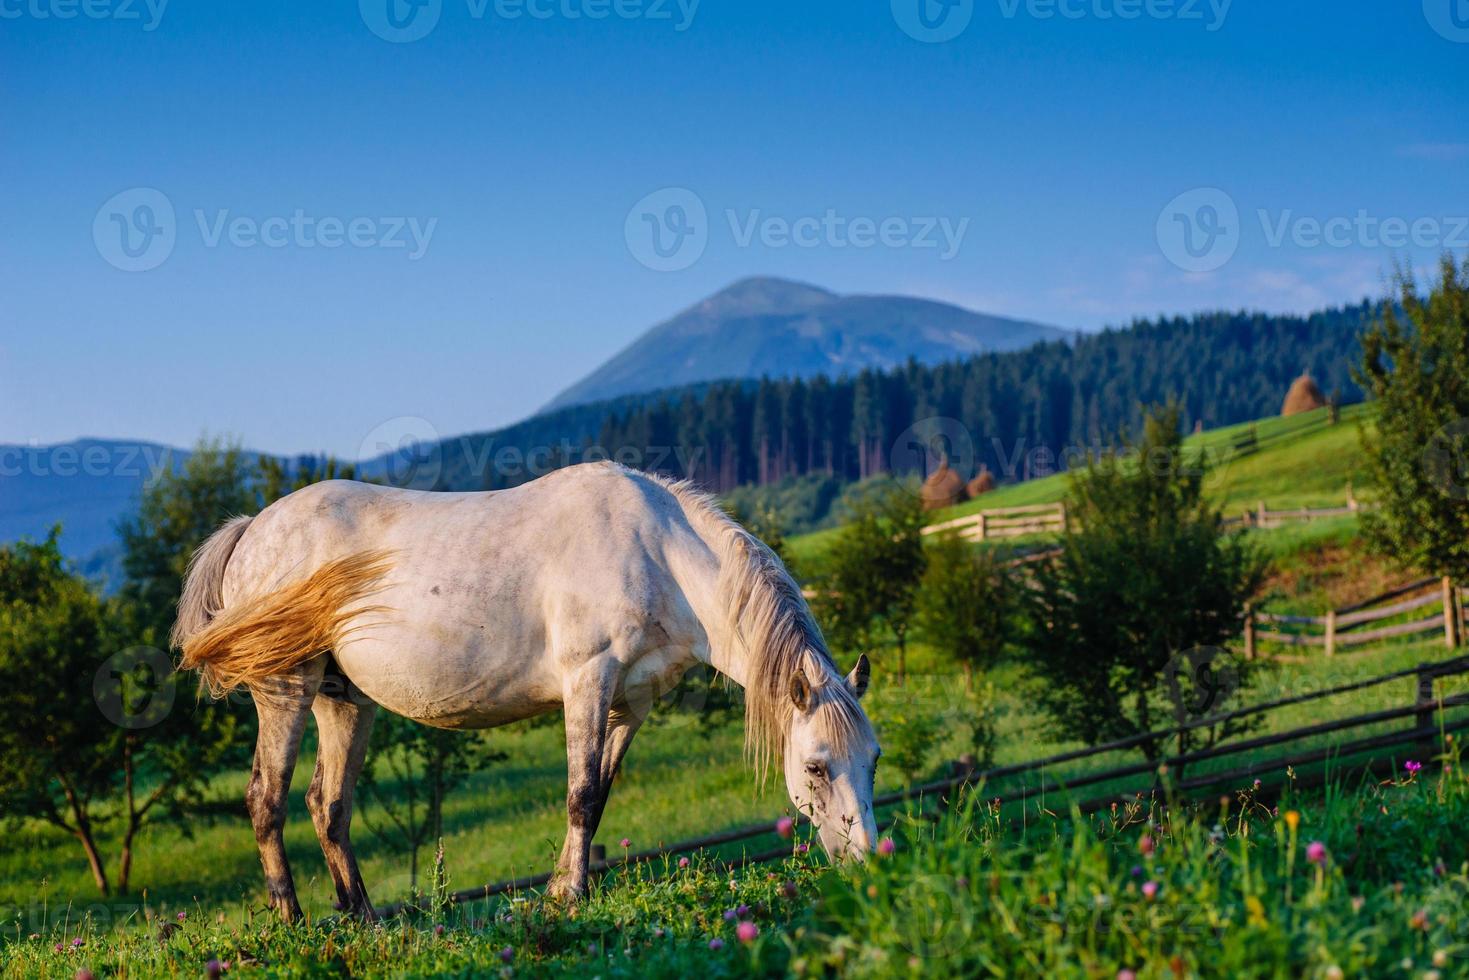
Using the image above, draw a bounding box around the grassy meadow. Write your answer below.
[7,402,1466,978]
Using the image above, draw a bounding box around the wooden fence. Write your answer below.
[1223,489,1366,530]
[922,502,1067,542]
[923,488,1361,543]
[1249,576,1464,657]
[387,652,1469,915]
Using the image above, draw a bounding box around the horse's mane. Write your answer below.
[642,471,869,780]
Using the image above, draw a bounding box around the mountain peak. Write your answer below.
[539,278,1065,412]
[696,276,836,316]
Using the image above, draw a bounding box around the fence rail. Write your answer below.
[389,651,1469,916]
[922,502,1067,542]
[1249,577,1464,657]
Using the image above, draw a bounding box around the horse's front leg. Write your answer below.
[548,662,614,902]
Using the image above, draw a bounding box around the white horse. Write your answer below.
[173,461,879,921]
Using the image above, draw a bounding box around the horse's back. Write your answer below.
[219,465,708,727]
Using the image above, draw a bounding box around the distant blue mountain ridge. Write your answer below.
[5,277,1070,580]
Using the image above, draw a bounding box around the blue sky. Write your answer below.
[2,0,1466,456]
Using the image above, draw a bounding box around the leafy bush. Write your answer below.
[1020,403,1266,764]
[916,532,1013,688]
[813,486,926,684]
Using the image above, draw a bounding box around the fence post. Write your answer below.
[1058,502,1069,533]
[1243,605,1256,661]
[1324,609,1337,658]
[1415,666,1437,760]
[1443,577,1460,649]
[1257,501,1268,528]
[976,512,987,541]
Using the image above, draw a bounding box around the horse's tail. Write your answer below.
[172,515,255,651]
[175,524,393,697]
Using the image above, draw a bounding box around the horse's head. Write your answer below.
[782,653,880,861]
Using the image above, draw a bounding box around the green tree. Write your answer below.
[0,531,241,894]
[917,532,1013,691]
[117,439,257,642]
[1357,256,1469,579]
[815,484,927,684]
[1019,404,1265,766]
[358,713,505,888]
[257,453,358,505]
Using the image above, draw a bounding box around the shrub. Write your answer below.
[1018,403,1266,765]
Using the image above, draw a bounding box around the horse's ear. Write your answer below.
[789,669,812,713]
[845,654,871,700]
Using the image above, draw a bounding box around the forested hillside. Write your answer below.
[582,303,1373,492]
[380,302,1374,496]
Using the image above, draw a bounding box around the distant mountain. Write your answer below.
[0,439,185,585]
[540,276,1068,412]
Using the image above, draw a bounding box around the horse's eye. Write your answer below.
[804,762,826,779]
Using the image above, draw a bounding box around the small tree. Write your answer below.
[0,532,240,894]
[358,713,504,889]
[1019,404,1265,766]
[917,532,1012,690]
[815,486,926,684]
[118,439,257,643]
[1357,256,1469,580]
[257,453,358,506]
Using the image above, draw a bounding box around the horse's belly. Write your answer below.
[334,625,562,730]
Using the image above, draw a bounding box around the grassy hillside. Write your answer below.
[788,404,1375,570]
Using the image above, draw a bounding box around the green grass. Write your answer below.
[10,759,1469,977]
[798,759,1469,977]
[786,404,1375,571]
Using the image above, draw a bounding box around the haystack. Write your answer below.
[1281,372,1326,416]
[966,467,996,499]
[921,460,965,511]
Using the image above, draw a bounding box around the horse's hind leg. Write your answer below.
[246,662,325,923]
[307,671,378,920]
